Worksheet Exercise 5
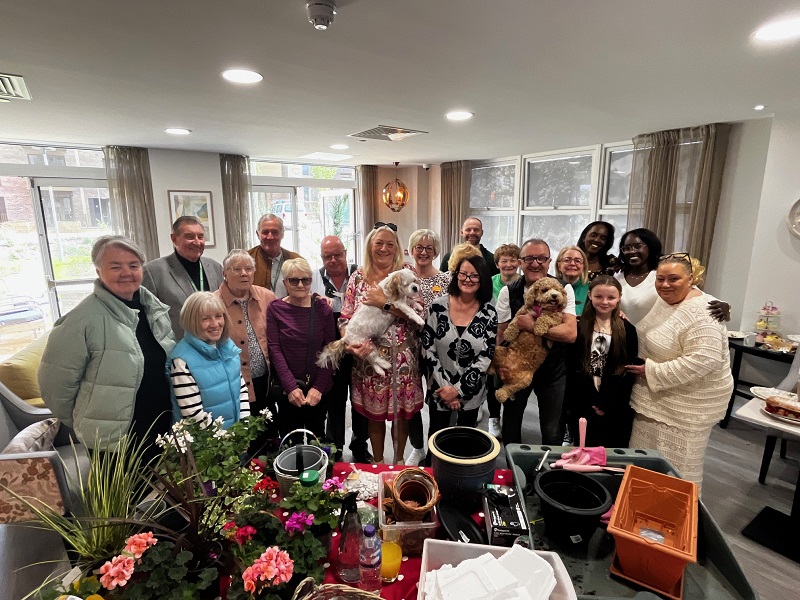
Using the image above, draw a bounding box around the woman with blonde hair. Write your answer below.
[555,245,590,315]
[340,222,424,464]
[168,291,249,428]
[625,254,733,486]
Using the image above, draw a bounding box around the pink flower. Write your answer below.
[284,511,314,534]
[235,525,257,545]
[123,532,157,559]
[223,521,238,532]
[242,546,294,592]
[322,477,343,492]
[99,555,135,590]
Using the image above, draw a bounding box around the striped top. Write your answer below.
[170,357,250,422]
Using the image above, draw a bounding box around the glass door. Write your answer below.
[250,185,298,252]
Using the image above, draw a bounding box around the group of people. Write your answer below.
[38,212,734,485]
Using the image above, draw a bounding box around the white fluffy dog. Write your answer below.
[316,270,425,376]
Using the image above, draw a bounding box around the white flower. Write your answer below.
[213,428,229,438]
[260,407,274,421]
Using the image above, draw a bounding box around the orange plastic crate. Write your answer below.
[607,465,698,599]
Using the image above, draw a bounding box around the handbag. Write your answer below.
[269,295,317,397]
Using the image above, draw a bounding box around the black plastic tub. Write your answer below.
[429,426,500,508]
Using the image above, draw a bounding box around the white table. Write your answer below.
[735,397,800,562]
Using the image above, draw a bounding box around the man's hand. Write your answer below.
[305,388,322,406]
[515,312,536,333]
[498,367,511,384]
[346,340,375,359]
[288,389,306,407]
[708,300,731,323]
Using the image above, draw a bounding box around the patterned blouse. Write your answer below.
[418,270,452,311]
[339,266,424,421]
[421,296,497,412]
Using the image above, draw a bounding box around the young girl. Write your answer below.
[564,275,639,447]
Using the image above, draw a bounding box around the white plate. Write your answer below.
[761,406,800,426]
[727,331,747,339]
[751,386,798,401]
[787,334,800,343]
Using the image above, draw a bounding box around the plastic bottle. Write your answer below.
[336,491,362,583]
[359,524,382,593]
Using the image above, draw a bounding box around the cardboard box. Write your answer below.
[482,483,528,547]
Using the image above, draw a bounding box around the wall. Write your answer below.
[374,166,431,257]
[148,148,228,263]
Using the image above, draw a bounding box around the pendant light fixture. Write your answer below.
[382,162,410,212]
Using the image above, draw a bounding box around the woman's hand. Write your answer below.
[625,363,646,378]
[708,300,731,322]
[362,286,388,308]
[345,340,375,359]
[305,388,322,406]
[592,405,606,416]
[288,389,306,407]
[435,386,460,403]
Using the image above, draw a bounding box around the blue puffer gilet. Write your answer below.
[168,333,242,428]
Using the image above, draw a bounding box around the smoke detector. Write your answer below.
[307,1,337,30]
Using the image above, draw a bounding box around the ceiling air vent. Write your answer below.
[0,73,32,101]
[348,125,428,142]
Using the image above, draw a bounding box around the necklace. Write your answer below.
[626,270,648,282]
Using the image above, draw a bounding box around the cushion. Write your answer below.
[0,333,49,401]
[0,457,64,522]
[1,418,59,455]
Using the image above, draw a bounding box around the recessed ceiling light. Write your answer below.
[753,16,800,42]
[330,144,350,150]
[754,104,766,111]
[165,128,191,135]
[445,110,474,121]
[221,69,263,84]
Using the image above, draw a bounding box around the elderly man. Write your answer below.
[142,216,223,339]
[316,236,371,463]
[439,217,500,276]
[495,238,577,445]
[248,213,301,297]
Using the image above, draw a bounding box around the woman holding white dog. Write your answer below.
[422,255,497,440]
[339,222,425,464]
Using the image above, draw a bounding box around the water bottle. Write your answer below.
[336,492,362,583]
[359,524,382,593]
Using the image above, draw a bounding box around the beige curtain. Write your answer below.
[627,124,731,267]
[103,146,159,262]
[220,154,252,251]
[440,161,472,251]
[356,164,378,240]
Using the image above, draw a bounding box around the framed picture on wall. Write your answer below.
[168,190,215,247]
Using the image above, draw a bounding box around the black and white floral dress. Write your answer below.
[421,296,497,412]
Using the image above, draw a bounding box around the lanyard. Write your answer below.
[270,253,284,290]
[189,265,205,292]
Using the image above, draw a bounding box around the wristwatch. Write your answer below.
[383,302,393,311]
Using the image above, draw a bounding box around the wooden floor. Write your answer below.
[352,395,800,600]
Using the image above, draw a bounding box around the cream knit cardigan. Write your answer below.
[630,292,733,428]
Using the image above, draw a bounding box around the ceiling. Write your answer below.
[2,0,800,166]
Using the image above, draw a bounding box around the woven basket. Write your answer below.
[387,467,439,522]
[291,577,382,600]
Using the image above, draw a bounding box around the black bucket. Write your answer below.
[534,469,612,546]
[429,427,500,508]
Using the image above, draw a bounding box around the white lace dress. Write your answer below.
[629,292,733,485]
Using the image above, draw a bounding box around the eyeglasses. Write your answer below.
[321,252,344,260]
[285,277,313,287]
[456,271,481,282]
[413,245,435,255]
[559,257,584,264]
[621,243,646,253]
[230,266,255,274]
[659,252,691,263]
[521,255,550,265]
[373,221,398,232]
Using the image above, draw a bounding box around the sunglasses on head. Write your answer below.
[659,252,691,263]
[373,221,398,232]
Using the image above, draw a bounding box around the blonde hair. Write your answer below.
[281,257,313,280]
[408,229,441,257]
[363,225,404,275]
[659,254,706,287]
[180,291,230,343]
[555,245,589,285]
[447,243,482,273]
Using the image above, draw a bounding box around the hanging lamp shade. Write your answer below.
[382,162,410,212]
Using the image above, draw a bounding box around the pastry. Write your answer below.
[764,395,800,420]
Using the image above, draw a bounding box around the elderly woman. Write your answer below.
[267,258,336,439]
[625,254,733,486]
[405,229,451,465]
[491,244,521,302]
[555,245,590,315]
[340,222,425,464]
[169,292,249,427]
[577,221,620,280]
[40,236,175,458]
[214,250,276,418]
[422,255,497,440]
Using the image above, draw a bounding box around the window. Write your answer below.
[0,197,7,223]
[0,144,105,168]
[249,161,358,268]
[469,143,632,256]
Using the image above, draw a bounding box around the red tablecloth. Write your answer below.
[322,463,513,599]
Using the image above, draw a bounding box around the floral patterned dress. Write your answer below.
[339,266,424,421]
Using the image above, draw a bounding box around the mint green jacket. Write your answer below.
[39,281,175,449]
